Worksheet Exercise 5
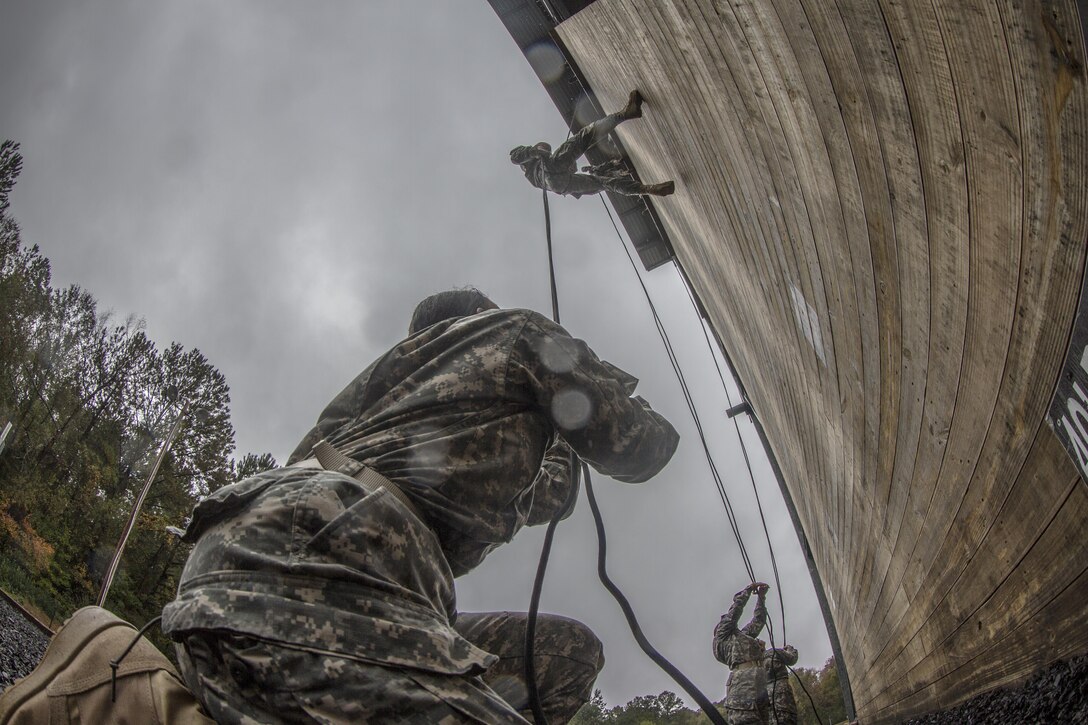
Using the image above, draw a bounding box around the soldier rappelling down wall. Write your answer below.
[510,90,675,198]
[714,582,771,725]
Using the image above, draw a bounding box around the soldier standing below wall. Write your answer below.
[162,288,679,724]
[714,582,771,725]
[764,644,799,725]
[509,90,676,198]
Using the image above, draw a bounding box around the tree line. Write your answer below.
[0,140,275,644]
[570,656,847,724]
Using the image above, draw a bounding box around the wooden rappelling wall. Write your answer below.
[557,1,1088,722]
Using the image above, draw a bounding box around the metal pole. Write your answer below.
[0,421,12,454]
[96,406,187,607]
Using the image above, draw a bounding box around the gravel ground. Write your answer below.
[0,594,49,691]
[901,652,1088,724]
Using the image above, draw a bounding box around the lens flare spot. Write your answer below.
[410,431,450,472]
[535,336,575,373]
[573,93,599,129]
[552,389,592,430]
[526,41,565,84]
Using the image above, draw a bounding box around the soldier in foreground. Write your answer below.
[764,643,799,725]
[509,90,676,198]
[162,288,679,723]
[714,582,771,725]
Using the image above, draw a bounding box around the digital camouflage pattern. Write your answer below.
[510,90,675,199]
[452,611,604,724]
[162,467,491,674]
[714,588,770,725]
[288,307,678,576]
[764,646,799,725]
[164,306,677,722]
[174,611,602,724]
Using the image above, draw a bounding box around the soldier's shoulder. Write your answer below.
[470,307,549,333]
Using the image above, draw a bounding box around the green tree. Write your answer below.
[570,689,610,724]
[0,140,273,638]
[231,451,279,481]
[793,657,848,725]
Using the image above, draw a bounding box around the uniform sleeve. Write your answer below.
[769,647,798,667]
[526,436,575,525]
[508,314,679,483]
[713,589,750,663]
[742,593,768,638]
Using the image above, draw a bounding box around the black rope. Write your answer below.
[583,463,727,725]
[543,189,561,324]
[527,189,727,724]
[524,188,576,724]
[598,198,793,723]
[598,199,756,581]
[524,448,581,725]
[677,268,788,643]
[786,661,827,724]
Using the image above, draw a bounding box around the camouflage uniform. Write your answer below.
[713,589,769,725]
[511,91,674,199]
[764,647,799,725]
[163,308,678,723]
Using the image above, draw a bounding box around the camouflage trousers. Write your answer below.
[724,702,769,725]
[175,610,603,724]
[766,677,797,725]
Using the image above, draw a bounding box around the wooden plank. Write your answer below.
[852,0,1024,691]
[559,2,836,552]
[696,0,909,670]
[554,0,1088,718]
[855,422,1079,710]
[815,0,969,679]
[764,0,887,641]
[843,0,972,673]
[683,0,857,599]
[587,0,831,535]
[865,475,1088,720]
[852,0,1088,708]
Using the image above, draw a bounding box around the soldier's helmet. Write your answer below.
[509,144,550,164]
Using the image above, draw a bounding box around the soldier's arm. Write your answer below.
[742,590,768,638]
[771,647,799,666]
[509,313,679,483]
[712,589,750,663]
[526,435,575,525]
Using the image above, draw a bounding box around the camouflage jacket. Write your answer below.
[163,309,677,676]
[764,647,798,683]
[713,589,769,708]
[518,153,582,193]
[288,307,679,575]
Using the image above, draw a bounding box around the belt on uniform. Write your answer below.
[732,660,760,671]
[291,439,425,523]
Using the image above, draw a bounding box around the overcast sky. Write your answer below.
[0,0,833,710]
